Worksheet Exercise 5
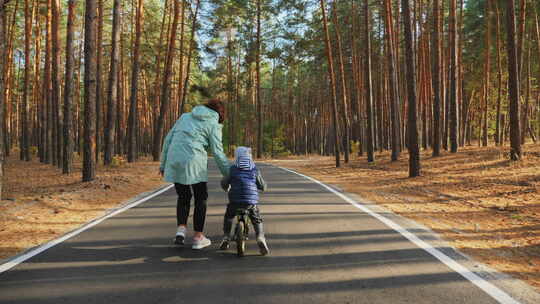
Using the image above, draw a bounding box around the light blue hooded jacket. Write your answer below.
[160,105,230,184]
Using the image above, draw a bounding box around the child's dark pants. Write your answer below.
[223,203,264,237]
[174,182,208,232]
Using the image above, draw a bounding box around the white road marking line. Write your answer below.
[278,166,520,304]
[0,184,174,274]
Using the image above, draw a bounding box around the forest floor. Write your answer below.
[269,143,540,290]
[0,153,166,261]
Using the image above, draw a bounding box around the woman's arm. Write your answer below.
[220,172,231,192]
[208,123,230,177]
[159,130,174,172]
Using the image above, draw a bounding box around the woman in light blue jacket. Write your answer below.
[160,99,230,249]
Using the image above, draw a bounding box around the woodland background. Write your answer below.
[0,0,538,190]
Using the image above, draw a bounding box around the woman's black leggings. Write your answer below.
[174,182,208,232]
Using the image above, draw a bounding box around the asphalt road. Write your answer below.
[0,162,530,303]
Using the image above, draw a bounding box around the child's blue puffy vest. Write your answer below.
[228,165,259,205]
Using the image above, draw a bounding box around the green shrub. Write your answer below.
[111,155,126,167]
[351,141,360,156]
[30,146,38,156]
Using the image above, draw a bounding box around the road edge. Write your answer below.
[266,163,540,304]
[0,183,174,274]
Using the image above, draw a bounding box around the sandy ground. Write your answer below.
[269,143,540,290]
[0,154,166,260]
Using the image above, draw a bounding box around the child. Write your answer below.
[219,146,269,255]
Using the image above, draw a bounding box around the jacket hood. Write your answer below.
[192,105,219,121]
[234,146,255,170]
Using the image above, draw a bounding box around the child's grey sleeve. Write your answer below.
[256,170,267,192]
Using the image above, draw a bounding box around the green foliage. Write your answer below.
[110,155,126,168]
[29,146,38,156]
[263,120,290,157]
[351,141,360,157]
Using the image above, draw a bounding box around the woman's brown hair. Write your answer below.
[204,99,225,123]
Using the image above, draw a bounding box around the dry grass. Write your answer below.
[0,154,166,260]
[270,143,540,290]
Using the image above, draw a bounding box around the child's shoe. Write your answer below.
[219,236,230,250]
[174,226,187,245]
[253,223,269,255]
[256,235,269,256]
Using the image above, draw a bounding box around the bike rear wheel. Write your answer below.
[236,220,246,257]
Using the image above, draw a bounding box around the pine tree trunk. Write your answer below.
[117,30,125,156]
[127,0,144,163]
[482,0,491,146]
[33,7,43,161]
[535,6,540,141]
[402,0,420,177]
[383,0,401,161]
[153,0,180,161]
[0,0,12,198]
[45,0,53,164]
[176,0,186,114]
[522,45,531,144]
[331,3,351,163]
[52,0,62,166]
[495,0,503,146]
[319,0,341,168]
[63,0,75,174]
[95,0,104,163]
[180,0,201,114]
[104,0,121,165]
[83,0,98,181]
[256,0,263,159]
[20,0,31,161]
[152,0,170,132]
[449,0,459,153]
[432,0,442,156]
[505,0,522,160]
[364,0,374,163]
[516,0,526,79]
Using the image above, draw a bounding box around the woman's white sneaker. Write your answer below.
[174,226,187,245]
[192,236,211,250]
